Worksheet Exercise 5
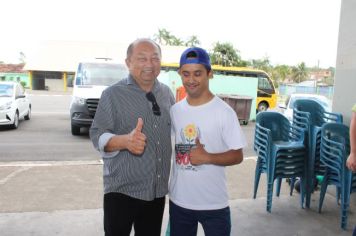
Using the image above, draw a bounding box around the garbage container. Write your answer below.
[218,94,253,125]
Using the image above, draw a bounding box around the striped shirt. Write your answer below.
[90,75,175,201]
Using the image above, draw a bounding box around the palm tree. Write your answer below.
[291,62,309,83]
[273,64,291,84]
[19,51,26,63]
[154,28,175,46]
[171,37,184,46]
[185,36,200,47]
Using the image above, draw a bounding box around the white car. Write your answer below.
[0,81,31,129]
[279,93,331,122]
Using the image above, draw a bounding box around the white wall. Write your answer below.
[333,0,356,125]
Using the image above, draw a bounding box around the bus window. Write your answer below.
[258,77,273,90]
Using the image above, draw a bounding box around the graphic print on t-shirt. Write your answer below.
[175,123,203,171]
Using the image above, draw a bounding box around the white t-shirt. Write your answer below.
[169,96,247,210]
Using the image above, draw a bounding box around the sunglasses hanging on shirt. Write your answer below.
[146,92,161,116]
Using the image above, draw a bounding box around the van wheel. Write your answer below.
[257,102,268,112]
[71,124,81,135]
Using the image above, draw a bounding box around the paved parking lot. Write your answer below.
[0,159,355,236]
[0,90,355,235]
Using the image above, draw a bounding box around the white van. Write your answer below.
[70,60,128,135]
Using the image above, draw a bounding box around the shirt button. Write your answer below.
[157,141,160,145]
[158,175,161,178]
[154,125,157,128]
[158,158,161,162]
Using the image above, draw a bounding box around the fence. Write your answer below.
[278,84,334,99]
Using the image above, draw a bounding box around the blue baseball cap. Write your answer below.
[179,47,211,70]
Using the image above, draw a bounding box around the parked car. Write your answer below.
[0,81,31,129]
[279,93,331,122]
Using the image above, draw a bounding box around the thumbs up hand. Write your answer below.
[189,138,209,165]
[127,118,147,155]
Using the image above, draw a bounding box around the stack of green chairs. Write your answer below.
[318,123,354,230]
[253,111,307,212]
[292,99,343,208]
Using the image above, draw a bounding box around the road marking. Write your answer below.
[28,94,71,97]
[244,156,257,161]
[32,111,69,115]
[0,158,254,167]
[0,166,32,185]
[0,160,103,167]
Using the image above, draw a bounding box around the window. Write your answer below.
[258,77,272,90]
[81,63,128,86]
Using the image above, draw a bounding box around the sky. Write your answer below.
[0,0,341,68]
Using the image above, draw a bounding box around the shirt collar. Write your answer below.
[127,74,160,93]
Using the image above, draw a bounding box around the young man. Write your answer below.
[90,38,175,236]
[347,104,356,172]
[346,104,356,236]
[169,47,247,236]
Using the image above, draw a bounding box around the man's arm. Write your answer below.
[347,111,356,171]
[104,118,146,155]
[189,138,243,166]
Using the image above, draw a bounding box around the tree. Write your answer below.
[185,35,200,47]
[154,28,177,46]
[19,51,26,63]
[291,62,308,83]
[251,57,272,73]
[273,64,291,85]
[210,42,243,67]
[171,37,184,46]
[154,28,190,46]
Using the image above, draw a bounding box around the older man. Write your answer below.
[90,38,175,236]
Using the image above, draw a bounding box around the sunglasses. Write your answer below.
[146,92,161,116]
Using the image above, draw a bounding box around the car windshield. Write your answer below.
[0,84,14,97]
[80,63,128,86]
[288,96,329,109]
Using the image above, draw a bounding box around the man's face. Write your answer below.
[125,41,161,86]
[179,64,212,99]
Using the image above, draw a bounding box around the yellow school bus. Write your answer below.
[161,63,277,112]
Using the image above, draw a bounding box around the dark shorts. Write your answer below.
[169,200,231,236]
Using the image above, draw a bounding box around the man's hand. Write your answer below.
[127,118,146,155]
[189,138,210,165]
[346,153,356,172]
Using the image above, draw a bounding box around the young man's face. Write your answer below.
[179,64,212,99]
[125,41,161,87]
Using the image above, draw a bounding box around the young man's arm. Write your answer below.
[347,111,356,172]
[189,138,243,166]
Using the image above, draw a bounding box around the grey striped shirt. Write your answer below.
[90,75,175,201]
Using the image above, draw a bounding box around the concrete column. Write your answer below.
[333,0,356,125]
[28,71,33,90]
[63,72,67,92]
